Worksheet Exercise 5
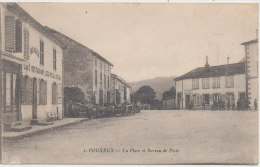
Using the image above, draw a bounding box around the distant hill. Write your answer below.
[128,76,176,100]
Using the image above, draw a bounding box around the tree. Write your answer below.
[134,85,156,104]
[64,87,85,103]
[162,87,176,100]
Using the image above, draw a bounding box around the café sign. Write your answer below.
[23,64,61,81]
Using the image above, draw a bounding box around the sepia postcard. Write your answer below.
[0,1,259,165]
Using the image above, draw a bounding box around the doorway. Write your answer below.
[99,90,103,105]
[185,95,190,109]
[32,78,37,119]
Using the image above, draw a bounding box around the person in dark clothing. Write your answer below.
[237,99,241,111]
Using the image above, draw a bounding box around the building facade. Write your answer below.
[45,27,113,108]
[110,74,131,105]
[241,39,258,109]
[175,58,246,110]
[1,3,64,124]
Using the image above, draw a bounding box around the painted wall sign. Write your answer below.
[23,64,61,81]
[30,47,40,57]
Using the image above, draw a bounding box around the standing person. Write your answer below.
[232,100,235,111]
[237,99,241,111]
[202,100,205,110]
[254,99,258,111]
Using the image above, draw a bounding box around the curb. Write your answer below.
[3,118,90,141]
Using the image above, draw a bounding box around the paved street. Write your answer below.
[3,110,258,164]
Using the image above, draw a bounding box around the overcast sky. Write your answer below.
[18,3,258,82]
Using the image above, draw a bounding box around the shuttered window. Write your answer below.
[24,29,29,60]
[95,70,97,87]
[107,76,110,89]
[53,49,57,70]
[15,19,22,52]
[226,75,234,88]
[52,82,58,104]
[212,77,220,88]
[192,79,199,89]
[5,16,22,53]
[100,72,102,88]
[39,79,47,105]
[5,15,15,52]
[40,40,44,65]
[22,76,32,105]
[104,74,106,89]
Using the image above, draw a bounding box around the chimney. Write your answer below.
[227,57,229,64]
[205,56,210,69]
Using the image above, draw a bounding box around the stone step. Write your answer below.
[37,121,54,126]
[11,125,32,132]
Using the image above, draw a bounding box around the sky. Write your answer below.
[18,2,258,82]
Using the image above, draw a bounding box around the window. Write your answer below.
[6,73,11,106]
[212,77,220,88]
[100,72,102,88]
[15,19,22,52]
[202,78,210,89]
[39,79,47,105]
[40,40,44,65]
[53,49,57,71]
[22,76,32,105]
[104,74,106,89]
[95,59,97,67]
[52,82,58,104]
[193,95,196,105]
[5,16,22,53]
[192,79,199,89]
[226,75,234,88]
[107,76,110,89]
[100,62,102,70]
[95,70,97,87]
[24,29,29,60]
[203,94,210,104]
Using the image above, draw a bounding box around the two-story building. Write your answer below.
[175,57,246,110]
[241,39,258,109]
[0,3,65,124]
[110,73,131,105]
[44,27,113,111]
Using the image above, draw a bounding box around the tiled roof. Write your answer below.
[174,62,245,81]
[111,73,131,88]
[44,26,113,66]
[5,3,66,49]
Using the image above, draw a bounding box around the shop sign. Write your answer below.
[23,64,61,81]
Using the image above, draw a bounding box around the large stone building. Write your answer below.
[0,3,65,124]
[241,39,258,109]
[45,27,113,107]
[175,57,246,110]
[110,74,131,105]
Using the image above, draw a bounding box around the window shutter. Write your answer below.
[15,19,22,52]
[24,29,30,60]
[44,81,47,105]
[21,76,25,104]
[29,78,33,105]
[5,15,15,52]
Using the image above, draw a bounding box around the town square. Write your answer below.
[0,2,258,164]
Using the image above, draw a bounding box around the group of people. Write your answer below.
[67,101,142,118]
[188,98,258,111]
